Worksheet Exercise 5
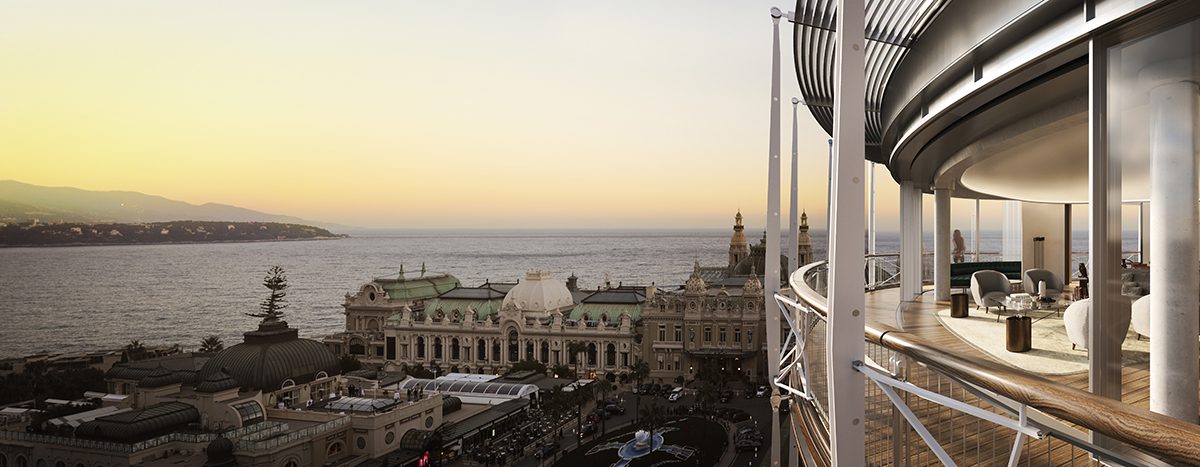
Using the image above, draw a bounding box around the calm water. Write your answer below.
[0,229,1135,358]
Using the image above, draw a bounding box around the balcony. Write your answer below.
[774,260,1200,465]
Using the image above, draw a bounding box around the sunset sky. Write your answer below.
[1,1,998,230]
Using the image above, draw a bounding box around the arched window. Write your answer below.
[477,339,487,361]
[525,341,534,361]
[507,330,519,362]
[416,336,426,359]
[451,338,460,360]
[605,343,616,367]
[54,461,65,467]
[0,453,7,467]
[349,338,366,355]
[586,343,597,366]
[433,337,443,360]
[540,341,550,363]
[13,456,24,467]
[492,340,501,361]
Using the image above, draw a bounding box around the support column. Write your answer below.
[1148,78,1200,422]
[788,97,801,276]
[826,0,866,463]
[934,187,951,301]
[868,162,877,286]
[765,8,785,467]
[1139,202,1150,263]
[899,181,923,300]
[1087,39,1123,446]
[973,199,981,261]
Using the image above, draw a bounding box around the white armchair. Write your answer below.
[970,270,1012,313]
[1131,294,1151,339]
[1063,298,1131,350]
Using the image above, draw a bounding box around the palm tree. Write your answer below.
[123,340,147,361]
[640,402,665,437]
[199,335,224,353]
[566,341,588,380]
[631,358,650,422]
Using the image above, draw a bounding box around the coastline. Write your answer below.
[0,235,347,249]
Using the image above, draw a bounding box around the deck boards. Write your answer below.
[852,286,1163,465]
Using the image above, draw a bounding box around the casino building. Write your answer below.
[325,212,811,385]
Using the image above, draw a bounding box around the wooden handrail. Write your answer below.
[789,261,1200,465]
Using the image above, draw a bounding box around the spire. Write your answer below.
[686,259,707,294]
[735,210,743,227]
[801,211,808,228]
[398,263,404,279]
[420,262,426,276]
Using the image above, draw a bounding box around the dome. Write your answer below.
[197,320,340,392]
[138,367,182,388]
[194,368,241,394]
[502,271,575,313]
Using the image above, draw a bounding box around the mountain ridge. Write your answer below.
[0,180,351,230]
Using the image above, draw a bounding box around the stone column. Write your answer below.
[934,187,951,301]
[899,181,923,300]
[1148,76,1200,422]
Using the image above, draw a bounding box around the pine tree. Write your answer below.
[247,266,288,322]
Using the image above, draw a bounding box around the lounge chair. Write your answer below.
[970,270,1012,313]
[1023,268,1064,300]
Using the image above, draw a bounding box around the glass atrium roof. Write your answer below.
[400,378,538,399]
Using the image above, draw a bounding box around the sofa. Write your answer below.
[951,261,1022,288]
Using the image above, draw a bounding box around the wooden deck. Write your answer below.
[855,286,1158,466]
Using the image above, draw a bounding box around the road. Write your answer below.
[510,385,786,467]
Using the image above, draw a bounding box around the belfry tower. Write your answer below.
[729,210,750,269]
[797,211,813,267]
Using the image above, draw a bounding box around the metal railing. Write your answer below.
[774,260,1200,466]
[0,420,285,454]
[237,415,350,451]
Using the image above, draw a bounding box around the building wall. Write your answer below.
[383,308,638,377]
[1021,202,1070,281]
[640,286,765,384]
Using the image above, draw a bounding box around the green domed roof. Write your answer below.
[197,320,339,392]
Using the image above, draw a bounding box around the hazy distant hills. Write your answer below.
[0,180,348,230]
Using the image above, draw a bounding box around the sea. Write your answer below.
[0,229,1137,358]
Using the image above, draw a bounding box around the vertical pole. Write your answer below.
[765,8,785,467]
[827,0,866,463]
[1087,38,1124,449]
[789,98,801,276]
[1148,75,1200,423]
[826,137,834,244]
[934,188,951,301]
[868,162,877,286]
[974,199,981,261]
[1139,202,1149,263]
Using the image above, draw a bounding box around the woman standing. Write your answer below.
[952,229,966,263]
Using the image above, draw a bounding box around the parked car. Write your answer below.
[580,423,597,437]
[668,391,682,403]
[755,385,770,397]
[605,403,625,415]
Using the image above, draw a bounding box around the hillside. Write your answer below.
[0,180,348,230]
[0,221,346,247]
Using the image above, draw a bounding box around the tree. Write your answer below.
[199,335,224,353]
[640,402,665,436]
[123,340,147,362]
[595,379,613,403]
[631,358,650,423]
[508,359,547,375]
[566,341,588,380]
[247,266,288,322]
[338,355,363,373]
[551,364,575,379]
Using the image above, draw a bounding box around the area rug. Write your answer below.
[934,307,1150,375]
